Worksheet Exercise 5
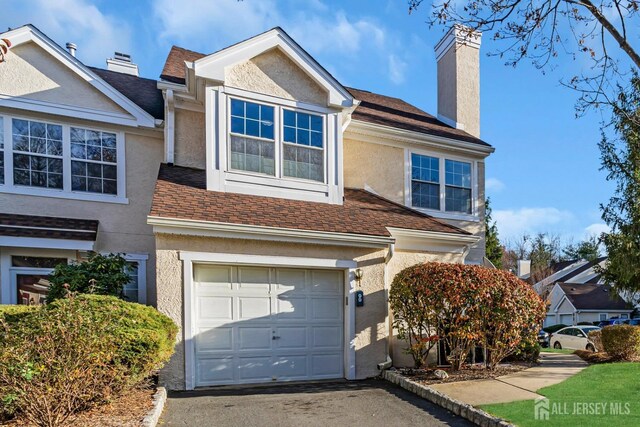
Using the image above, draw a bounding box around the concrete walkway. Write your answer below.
[429,352,588,406]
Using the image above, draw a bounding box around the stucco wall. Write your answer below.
[155,233,394,390]
[225,48,327,106]
[0,42,128,114]
[343,137,487,264]
[174,109,206,169]
[0,110,163,304]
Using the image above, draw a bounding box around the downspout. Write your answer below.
[379,242,395,371]
[164,89,175,165]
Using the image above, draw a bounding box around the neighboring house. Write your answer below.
[535,257,633,326]
[0,25,493,390]
[0,25,164,305]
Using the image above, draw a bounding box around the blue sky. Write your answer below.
[2,0,615,244]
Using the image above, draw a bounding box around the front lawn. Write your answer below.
[481,363,640,426]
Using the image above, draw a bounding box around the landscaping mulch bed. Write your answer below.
[574,349,616,364]
[398,362,534,386]
[5,386,155,427]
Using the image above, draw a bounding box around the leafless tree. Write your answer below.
[0,38,11,63]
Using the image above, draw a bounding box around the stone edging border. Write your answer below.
[142,386,167,427]
[382,370,514,427]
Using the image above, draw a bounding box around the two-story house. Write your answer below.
[0,25,493,391]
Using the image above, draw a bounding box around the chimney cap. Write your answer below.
[434,25,482,62]
[113,51,131,62]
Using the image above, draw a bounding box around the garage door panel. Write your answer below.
[276,297,307,319]
[238,327,272,350]
[197,357,234,383]
[312,326,342,348]
[238,297,271,320]
[238,267,271,290]
[194,266,233,290]
[310,271,342,293]
[274,355,308,379]
[275,326,307,350]
[311,297,342,320]
[311,354,343,377]
[238,356,273,382]
[196,327,233,352]
[276,269,307,293]
[198,296,233,320]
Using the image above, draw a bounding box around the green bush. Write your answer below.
[46,252,132,303]
[601,325,640,361]
[543,324,568,334]
[0,305,36,324]
[588,329,604,352]
[577,321,594,325]
[505,335,540,363]
[0,295,177,427]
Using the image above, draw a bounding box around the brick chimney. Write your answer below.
[434,25,482,138]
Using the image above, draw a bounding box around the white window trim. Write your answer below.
[226,94,328,185]
[404,148,479,221]
[599,313,608,321]
[0,113,128,204]
[207,86,343,205]
[123,253,148,305]
[179,251,357,390]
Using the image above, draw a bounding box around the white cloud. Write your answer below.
[494,207,574,240]
[485,177,506,193]
[584,223,611,237]
[388,54,407,84]
[2,0,132,67]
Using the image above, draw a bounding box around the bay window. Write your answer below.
[0,114,124,201]
[228,97,325,183]
[410,152,474,215]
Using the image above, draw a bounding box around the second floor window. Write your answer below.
[228,98,326,183]
[411,153,473,215]
[229,99,275,176]
[12,119,64,189]
[70,128,118,195]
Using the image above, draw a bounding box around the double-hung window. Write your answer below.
[228,98,325,183]
[229,99,275,176]
[411,153,473,215]
[12,119,63,189]
[0,115,123,201]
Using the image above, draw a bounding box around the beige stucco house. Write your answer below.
[0,25,493,390]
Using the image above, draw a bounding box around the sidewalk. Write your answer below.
[428,352,588,406]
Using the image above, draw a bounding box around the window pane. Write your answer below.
[229,99,274,141]
[12,256,67,268]
[411,153,439,183]
[230,99,245,117]
[283,110,296,127]
[12,119,64,190]
[445,159,471,189]
[412,181,440,210]
[282,143,323,182]
[445,186,472,213]
[123,262,139,302]
[70,127,118,195]
[229,135,275,176]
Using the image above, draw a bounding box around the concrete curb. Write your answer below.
[382,370,514,427]
[142,386,167,427]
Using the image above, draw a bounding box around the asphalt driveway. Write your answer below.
[160,378,473,427]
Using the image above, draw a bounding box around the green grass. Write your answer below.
[540,348,575,355]
[480,363,640,426]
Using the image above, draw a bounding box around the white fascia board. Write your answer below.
[1,25,156,128]
[179,251,357,269]
[0,236,95,251]
[147,216,393,248]
[192,28,353,109]
[346,120,494,157]
[386,227,479,254]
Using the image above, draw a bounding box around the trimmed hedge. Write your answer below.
[0,295,178,427]
[601,325,640,361]
[588,329,604,352]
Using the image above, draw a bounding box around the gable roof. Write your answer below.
[558,283,632,311]
[90,67,164,120]
[1,25,157,128]
[159,41,489,147]
[149,164,469,238]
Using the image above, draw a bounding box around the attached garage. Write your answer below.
[192,264,345,387]
[559,313,574,325]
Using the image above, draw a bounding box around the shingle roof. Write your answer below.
[0,213,99,241]
[559,283,631,311]
[90,67,164,120]
[159,46,490,146]
[149,164,468,238]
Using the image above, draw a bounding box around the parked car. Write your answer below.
[624,318,640,326]
[538,330,550,348]
[550,326,601,351]
[597,318,627,328]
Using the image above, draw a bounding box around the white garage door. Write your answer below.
[559,314,574,325]
[193,265,344,386]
